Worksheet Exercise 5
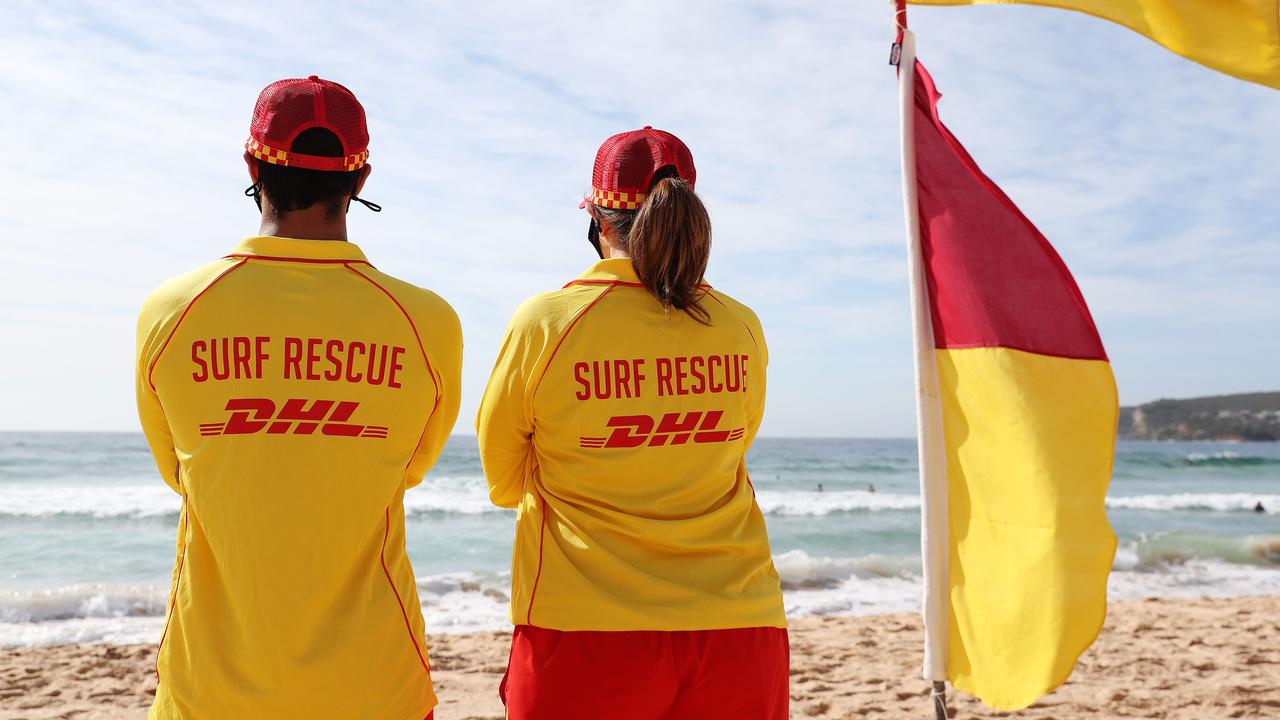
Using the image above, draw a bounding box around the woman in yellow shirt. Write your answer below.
[478,127,788,719]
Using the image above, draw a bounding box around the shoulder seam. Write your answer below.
[344,263,442,409]
[529,284,616,410]
[146,259,248,391]
[344,264,444,485]
[223,253,374,267]
[563,279,644,288]
[705,289,761,355]
[563,279,713,290]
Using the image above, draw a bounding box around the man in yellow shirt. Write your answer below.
[136,76,461,719]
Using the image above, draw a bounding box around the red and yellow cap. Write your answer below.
[245,76,369,172]
[582,126,696,210]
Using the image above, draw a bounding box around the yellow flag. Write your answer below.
[901,47,1119,709]
[909,0,1280,90]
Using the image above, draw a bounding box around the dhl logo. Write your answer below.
[580,410,745,449]
[198,398,388,439]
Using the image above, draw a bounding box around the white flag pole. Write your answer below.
[894,9,951,709]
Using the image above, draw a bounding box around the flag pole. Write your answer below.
[893,2,951,718]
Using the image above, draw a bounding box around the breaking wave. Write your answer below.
[1106,493,1280,513]
[4,483,1278,521]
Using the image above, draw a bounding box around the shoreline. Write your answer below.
[2,596,1277,719]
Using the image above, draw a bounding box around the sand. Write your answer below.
[1,596,1276,719]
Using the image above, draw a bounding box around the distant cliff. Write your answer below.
[1118,392,1280,441]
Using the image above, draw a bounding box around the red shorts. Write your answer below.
[500,625,790,720]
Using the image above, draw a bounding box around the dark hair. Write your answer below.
[593,169,712,323]
[256,127,358,216]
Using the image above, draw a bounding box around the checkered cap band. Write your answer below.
[245,138,368,172]
[590,188,647,210]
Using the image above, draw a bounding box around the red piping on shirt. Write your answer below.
[563,279,645,288]
[155,504,189,683]
[222,253,374,266]
[343,264,440,408]
[348,264,439,672]
[531,285,615,402]
[523,284,616,624]
[344,264,443,478]
[563,279,713,290]
[147,259,248,391]
[525,508,549,626]
[382,507,431,673]
[704,290,760,353]
[344,266,441,674]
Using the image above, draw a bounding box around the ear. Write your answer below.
[594,213,614,240]
[354,164,372,196]
[244,152,259,183]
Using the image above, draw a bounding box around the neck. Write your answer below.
[600,238,629,259]
[259,202,349,242]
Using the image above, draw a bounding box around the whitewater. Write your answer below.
[2,434,1277,646]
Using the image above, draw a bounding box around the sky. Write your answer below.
[1,1,1276,437]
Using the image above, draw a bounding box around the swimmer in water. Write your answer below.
[866,483,876,493]
[816,483,824,493]
[1256,501,1266,513]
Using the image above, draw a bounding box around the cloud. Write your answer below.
[0,0,1276,435]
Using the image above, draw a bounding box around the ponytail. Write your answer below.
[594,175,712,323]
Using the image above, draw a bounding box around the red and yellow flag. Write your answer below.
[909,0,1280,90]
[900,40,1119,709]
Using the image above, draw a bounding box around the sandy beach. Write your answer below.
[0,596,1275,719]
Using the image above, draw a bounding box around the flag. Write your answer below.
[908,0,1280,90]
[898,33,1119,710]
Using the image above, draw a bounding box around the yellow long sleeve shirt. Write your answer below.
[136,236,461,719]
[477,258,785,631]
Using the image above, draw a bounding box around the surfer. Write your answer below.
[1256,501,1266,513]
[136,77,460,719]
[478,127,788,719]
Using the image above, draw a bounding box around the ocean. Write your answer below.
[1,433,1278,647]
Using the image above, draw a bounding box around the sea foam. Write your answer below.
[0,476,503,520]
[0,583,167,624]
[3,548,1278,647]
[1106,493,1280,512]
[755,490,920,515]
[3,484,1277,519]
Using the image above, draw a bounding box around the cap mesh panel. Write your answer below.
[591,128,696,196]
[250,78,368,155]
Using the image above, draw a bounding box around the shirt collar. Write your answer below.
[227,236,370,264]
[574,258,641,284]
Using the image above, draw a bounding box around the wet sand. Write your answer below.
[1,596,1276,719]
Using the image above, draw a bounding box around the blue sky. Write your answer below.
[1,1,1276,437]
